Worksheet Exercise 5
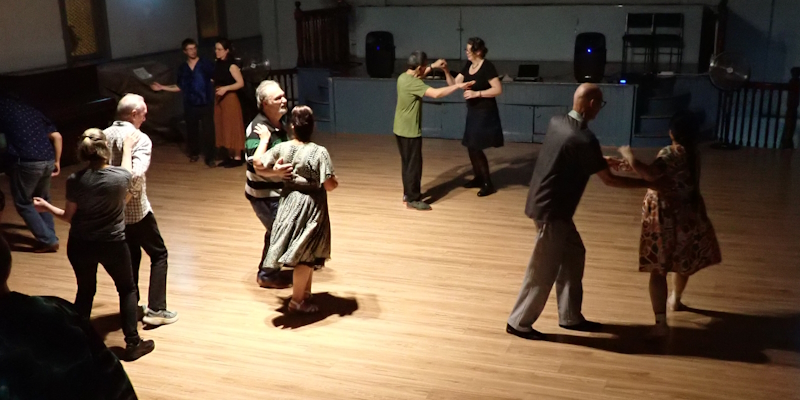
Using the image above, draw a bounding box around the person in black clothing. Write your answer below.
[505,84,649,340]
[445,37,504,197]
[33,129,154,361]
[150,38,217,167]
[0,234,139,399]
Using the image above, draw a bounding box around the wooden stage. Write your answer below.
[4,133,800,399]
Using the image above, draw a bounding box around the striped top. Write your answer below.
[245,113,288,200]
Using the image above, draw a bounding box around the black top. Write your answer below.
[66,166,131,242]
[0,292,137,400]
[460,60,499,110]
[213,57,236,88]
[525,114,607,222]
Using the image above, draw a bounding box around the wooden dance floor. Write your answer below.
[5,133,800,399]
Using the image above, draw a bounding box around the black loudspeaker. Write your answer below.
[366,31,395,78]
[574,32,607,83]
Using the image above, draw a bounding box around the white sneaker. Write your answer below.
[137,305,147,321]
[143,309,179,326]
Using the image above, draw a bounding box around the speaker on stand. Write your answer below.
[574,32,607,83]
[366,31,395,78]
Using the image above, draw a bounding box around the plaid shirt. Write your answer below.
[103,121,152,224]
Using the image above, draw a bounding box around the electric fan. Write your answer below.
[708,52,751,149]
[241,59,271,72]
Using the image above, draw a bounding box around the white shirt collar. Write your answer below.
[567,110,583,123]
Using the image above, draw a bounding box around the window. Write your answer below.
[58,0,110,64]
[195,0,227,40]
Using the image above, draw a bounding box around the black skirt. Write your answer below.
[463,103,504,150]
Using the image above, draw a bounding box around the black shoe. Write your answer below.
[189,155,199,162]
[477,183,497,197]
[257,274,292,289]
[206,160,217,168]
[224,159,244,168]
[217,159,232,167]
[506,324,547,340]
[124,339,155,361]
[463,178,483,188]
[559,320,603,332]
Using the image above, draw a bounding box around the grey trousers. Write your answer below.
[507,219,587,331]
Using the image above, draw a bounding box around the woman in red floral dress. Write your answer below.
[618,111,721,338]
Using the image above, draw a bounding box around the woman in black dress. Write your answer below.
[447,37,503,197]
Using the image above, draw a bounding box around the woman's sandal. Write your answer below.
[289,299,319,313]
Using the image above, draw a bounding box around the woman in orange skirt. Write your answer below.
[213,38,245,168]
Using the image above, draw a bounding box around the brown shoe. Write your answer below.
[257,275,291,289]
[33,243,59,253]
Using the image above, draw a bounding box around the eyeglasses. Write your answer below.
[600,100,607,108]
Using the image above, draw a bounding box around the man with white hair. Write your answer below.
[247,81,294,289]
[104,94,178,326]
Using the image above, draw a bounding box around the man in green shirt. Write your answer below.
[394,51,473,211]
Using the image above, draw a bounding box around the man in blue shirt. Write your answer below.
[151,38,216,167]
[0,94,62,252]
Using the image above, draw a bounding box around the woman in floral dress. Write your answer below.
[254,106,338,313]
[618,111,721,337]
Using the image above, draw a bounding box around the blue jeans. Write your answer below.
[251,198,280,279]
[10,160,58,246]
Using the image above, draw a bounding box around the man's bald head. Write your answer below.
[572,83,604,122]
[117,94,148,129]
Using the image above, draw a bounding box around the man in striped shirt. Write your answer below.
[247,81,293,289]
[105,94,178,326]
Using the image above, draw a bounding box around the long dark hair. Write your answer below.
[669,111,700,204]
[216,38,235,60]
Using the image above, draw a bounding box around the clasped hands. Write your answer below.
[605,146,635,172]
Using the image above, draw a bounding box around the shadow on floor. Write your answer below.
[422,153,538,204]
[1,225,40,253]
[271,292,359,329]
[550,307,800,364]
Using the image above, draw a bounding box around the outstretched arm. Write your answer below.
[595,168,649,188]
[464,77,503,100]
[34,198,77,223]
[425,80,475,99]
[619,146,664,182]
[151,82,181,93]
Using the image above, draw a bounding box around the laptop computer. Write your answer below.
[515,64,541,82]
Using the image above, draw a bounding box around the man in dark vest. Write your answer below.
[506,83,648,340]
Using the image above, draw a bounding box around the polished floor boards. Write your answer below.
[4,133,800,399]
